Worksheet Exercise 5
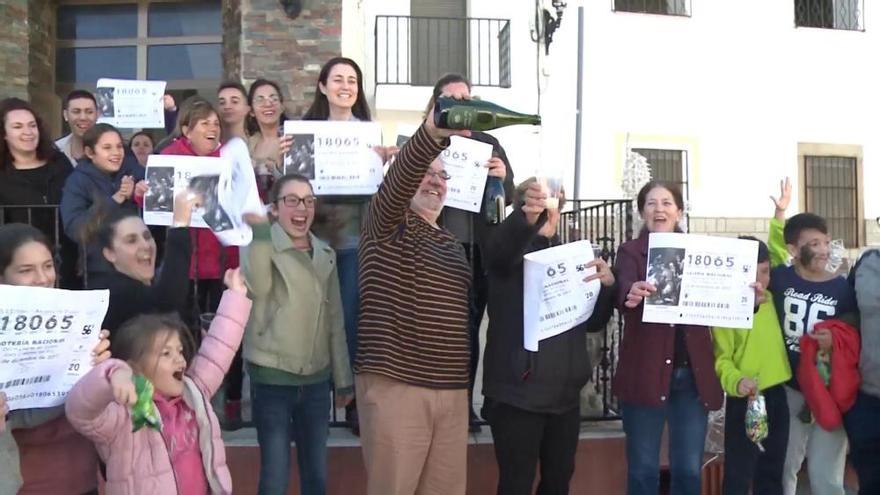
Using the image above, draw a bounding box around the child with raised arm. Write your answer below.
[768,178,856,495]
[65,268,251,495]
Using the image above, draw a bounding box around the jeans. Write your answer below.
[336,247,360,365]
[252,381,331,495]
[844,391,880,495]
[622,368,708,495]
[484,399,580,495]
[722,384,789,495]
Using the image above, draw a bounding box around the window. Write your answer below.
[632,148,689,199]
[795,0,863,30]
[613,0,690,16]
[56,1,222,88]
[410,0,467,86]
[804,156,860,247]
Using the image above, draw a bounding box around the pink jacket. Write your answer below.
[65,290,251,495]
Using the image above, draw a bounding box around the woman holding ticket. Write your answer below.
[481,178,615,494]
[613,181,723,495]
[0,223,111,495]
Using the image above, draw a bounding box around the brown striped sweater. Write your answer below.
[355,125,472,389]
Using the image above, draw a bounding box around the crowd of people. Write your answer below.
[0,55,877,495]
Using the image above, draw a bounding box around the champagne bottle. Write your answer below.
[434,97,541,131]
[483,151,507,224]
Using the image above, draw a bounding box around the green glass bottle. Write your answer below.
[434,97,542,131]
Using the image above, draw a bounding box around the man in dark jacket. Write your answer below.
[481,178,616,495]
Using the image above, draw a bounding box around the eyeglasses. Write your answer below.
[254,95,281,106]
[278,194,316,208]
[425,170,452,181]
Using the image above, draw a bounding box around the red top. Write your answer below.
[161,138,239,279]
[13,416,99,494]
[612,232,724,410]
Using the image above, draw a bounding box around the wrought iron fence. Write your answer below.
[560,199,634,419]
[795,0,863,30]
[374,15,511,88]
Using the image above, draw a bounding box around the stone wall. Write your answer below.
[235,0,343,117]
[28,0,58,137]
[0,2,30,99]
[222,0,243,82]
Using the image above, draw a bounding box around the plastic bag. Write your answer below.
[745,392,769,452]
[131,374,161,432]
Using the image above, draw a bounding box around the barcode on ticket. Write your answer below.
[0,375,50,390]
[539,305,577,322]
[682,301,730,309]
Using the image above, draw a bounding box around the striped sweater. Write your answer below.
[355,125,472,389]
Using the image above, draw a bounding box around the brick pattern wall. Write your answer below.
[0,2,30,99]
[28,0,58,137]
[222,0,243,81]
[235,0,343,117]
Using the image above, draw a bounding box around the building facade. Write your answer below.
[2,0,877,249]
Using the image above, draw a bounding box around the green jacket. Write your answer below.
[712,219,792,396]
[241,223,352,391]
[713,297,792,396]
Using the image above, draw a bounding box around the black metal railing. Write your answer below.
[561,199,634,419]
[613,0,690,16]
[804,155,860,248]
[795,0,863,30]
[3,199,634,426]
[374,15,511,88]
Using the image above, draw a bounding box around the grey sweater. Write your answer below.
[852,249,880,398]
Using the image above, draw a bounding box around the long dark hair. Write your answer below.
[79,202,141,249]
[302,57,371,121]
[0,98,57,169]
[0,223,53,275]
[246,78,288,135]
[112,313,196,371]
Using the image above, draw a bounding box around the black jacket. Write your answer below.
[482,209,615,414]
[89,227,192,339]
[0,151,81,287]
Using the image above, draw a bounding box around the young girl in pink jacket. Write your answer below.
[65,268,252,495]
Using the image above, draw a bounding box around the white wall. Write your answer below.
[571,0,880,220]
[345,0,879,223]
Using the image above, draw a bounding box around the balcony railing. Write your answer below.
[374,15,511,88]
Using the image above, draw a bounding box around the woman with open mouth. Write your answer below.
[160,97,240,346]
[613,181,724,495]
[246,78,289,201]
[241,174,353,495]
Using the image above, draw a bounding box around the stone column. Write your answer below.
[0,2,31,100]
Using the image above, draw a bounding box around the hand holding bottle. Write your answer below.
[424,92,472,142]
[486,156,506,179]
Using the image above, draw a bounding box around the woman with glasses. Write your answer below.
[241,173,352,495]
[246,79,288,200]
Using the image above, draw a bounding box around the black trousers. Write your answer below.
[484,399,580,495]
[722,384,789,495]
